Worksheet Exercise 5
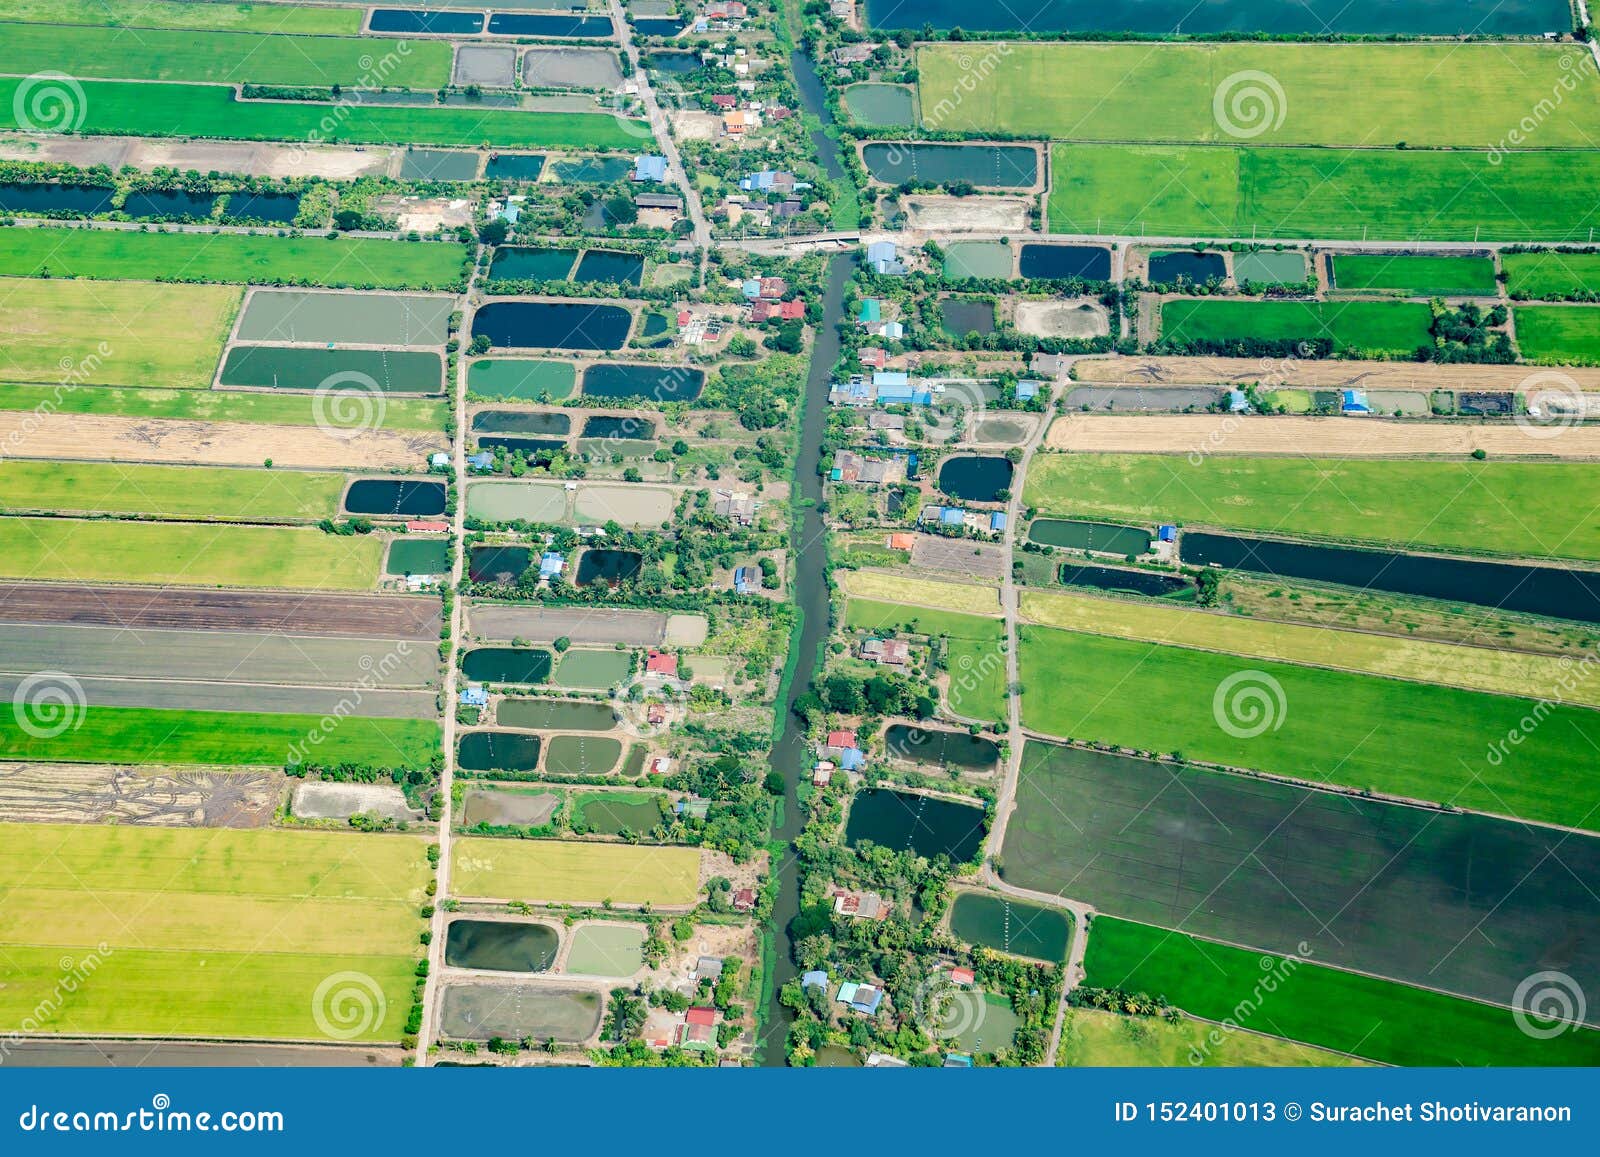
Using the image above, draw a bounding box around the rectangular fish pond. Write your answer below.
[466,481,568,523]
[468,545,532,583]
[844,788,987,862]
[632,17,685,35]
[1029,519,1152,556]
[1233,249,1310,286]
[485,153,547,180]
[1147,250,1226,286]
[457,731,544,773]
[472,302,633,350]
[461,786,562,828]
[369,8,486,34]
[950,892,1071,961]
[552,648,633,688]
[476,435,567,455]
[883,723,1000,771]
[471,410,571,436]
[543,733,623,775]
[386,537,450,576]
[222,192,301,225]
[572,249,645,288]
[0,182,114,215]
[576,548,642,587]
[121,189,219,221]
[942,242,1013,281]
[1018,244,1111,281]
[445,919,559,972]
[469,359,576,400]
[438,983,601,1042]
[398,149,483,182]
[938,455,1013,502]
[862,143,1037,188]
[582,363,703,402]
[497,698,617,731]
[343,479,447,518]
[220,346,443,393]
[237,290,454,347]
[489,247,578,282]
[572,792,664,836]
[462,647,554,684]
[940,298,996,338]
[564,923,646,976]
[844,83,916,127]
[582,415,656,439]
[550,155,636,183]
[488,12,613,35]
[1059,562,1193,599]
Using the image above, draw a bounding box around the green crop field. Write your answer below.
[1503,250,1600,298]
[1084,917,1600,1067]
[0,24,449,87]
[0,461,346,521]
[0,706,438,766]
[1330,254,1498,295]
[3,227,470,290]
[1018,625,1600,830]
[1049,144,1600,242]
[1160,299,1432,355]
[0,78,643,149]
[0,277,239,388]
[0,517,382,589]
[919,43,1600,148]
[0,382,445,431]
[0,0,358,34]
[1059,1007,1365,1067]
[1023,453,1600,561]
[844,598,1008,721]
[0,823,428,1040]
[1514,306,1600,364]
[451,838,700,906]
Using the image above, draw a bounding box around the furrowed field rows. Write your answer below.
[0,673,436,718]
[451,838,701,907]
[0,0,358,34]
[0,227,471,290]
[0,460,346,521]
[1159,299,1433,355]
[0,382,446,431]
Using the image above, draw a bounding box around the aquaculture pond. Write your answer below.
[938,455,1013,502]
[950,892,1071,961]
[0,183,114,215]
[398,149,481,181]
[844,83,916,126]
[471,410,571,436]
[468,359,576,400]
[582,415,655,439]
[369,8,485,34]
[445,920,558,972]
[472,302,632,350]
[1147,250,1226,285]
[485,153,546,180]
[544,734,623,775]
[862,143,1037,188]
[1059,562,1193,598]
[489,12,612,35]
[941,298,996,338]
[1233,249,1309,285]
[845,789,986,862]
[460,788,560,829]
[648,51,702,74]
[469,546,532,583]
[550,155,635,183]
[457,731,544,773]
[576,549,643,587]
[943,241,1013,280]
[497,699,617,731]
[1018,243,1111,280]
[575,793,662,836]
[552,649,633,688]
[565,924,646,976]
[1030,519,1152,556]
[632,17,685,35]
[462,647,553,684]
[573,249,645,287]
[343,479,446,517]
[583,363,703,402]
[385,537,450,576]
[221,346,442,393]
[223,191,300,224]
[438,984,600,1042]
[883,724,999,770]
[122,189,218,220]
[478,436,566,456]
[1182,532,1600,625]
[489,246,577,282]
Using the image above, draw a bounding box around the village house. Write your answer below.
[859,637,911,666]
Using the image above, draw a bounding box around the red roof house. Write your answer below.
[859,347,888,369]
[686,1007,717,1027]
[826,729,857,749]
[405,520,449,533]
[950,967,975,986]
[750,300,777,322]
[646,651,678,676]
[779,299,805,320]
[758,276,788,299]
[732,887,756,911]
[711,93,737,109]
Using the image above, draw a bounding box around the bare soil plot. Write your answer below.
[0,133,393,179]
[909,535,1009,581]
[460,787,561,828]
[0,763,282,827]
[467,603,671,646]
[838,568,1003,616]
[1063,385,1221,411]
[664,612,708,646]
[1043,414,1600,459]
[572,483,674,527]
[0,410,443,470]
[905,195,1031,233]
[0,584,441,639]
[669,110,719,140]
[1014,298,1109,339]
[291,782,420,821]
[0,672,435,719]
[1074,355,1600,391]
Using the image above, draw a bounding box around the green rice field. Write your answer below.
[0,0,357,34]
[1084,917,1600,1067]
[0,383,445,431]
[844,598,1007,722]
[920,43,1600,148]
[0,518,382,589]
[1503,250,1600,299]
[0,78,642,149]
[1023,453,1600,561]
[0,277,240,388]
[1018,625,1600,830]
[1160,298,1432,355]
[0,461,345,521]
[0,24,449,87]
[1329,253,1498,295]
[0,823,427,1040]
[1,227,469,290]
[1049,145,1600,242]
[1513,306,1600,364]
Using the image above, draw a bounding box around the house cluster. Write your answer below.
[854,296,903,339]
[741,274,805,322]
[864,240,907,276]
[718,167,808,225]
[816,729,865,784]
[829,370,933,407]
[714,489,758,526]
[831,886,890,919]
[708,91,792,140]
[919,503,1008,535]
[829,448,904,485]
[694,0,748,30]
[674,304,729,346]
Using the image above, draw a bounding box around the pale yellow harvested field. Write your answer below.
[0,411,444,468]
[1019,589,1600,707]
[838,568,1003,616]
[451,838,700,907]
[1072,356,1600,391]
[1042,415,1600,458]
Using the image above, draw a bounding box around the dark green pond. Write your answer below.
[582,415,655,439]
[844,788,987,862]
[1030,519,1152,555]
[1059,562,1192,598]
[219,346,442,393]
[489,12,612,35]
[0,183,114,215]
[497,699,617,731]
[490,247,577,282]
[648,51,702,74]
[938,455,1012,502]
[862,143,1036,188]
[122,189,218,220]
[472,410,571,436]
[573,250,645,287]
[633,17,685,35]
[223,191,300,224]
[343,479,446,517]
[477,436,566,455]
[544,733,622,774]
[370,8,484,34]
[462,647,553,684]
[445,919,558,972]
[883,724,1000,770]
[473,302,632,350]
[398,149,481,181]
[457,730,544,773]
[1019,244,1110,281]
[386,537,450,576]
[582,363,703,402]
[949,893,1070,961]
[468,546,532,583]
[577,794,663,835]
[1148,250,1226,285]
[940,298,995,338]
[576,549,642,587]
[551,156,634,183]
[485,153,546,180]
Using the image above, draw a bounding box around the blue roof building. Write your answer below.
[801,970,829,990]
[873,371,908,388]
[990,511,1008,532]
[1227,389,1250,413]
[857,298,882,323]
[1016,379,1041,400]
[467,451,495,470]
[943,1053,974,1068]
[742,278,763,300]
[633,154,667,182]
[1158,524,1177,543]
[939,506,965,527]
[539,552,565,580]
[836,982,884,1015]
[1342,389,1372,414]
[734,565,760,594]
[430,452,450,468]
[839,746,866,771]
[864,240,905,276]
[459,684,488,708]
